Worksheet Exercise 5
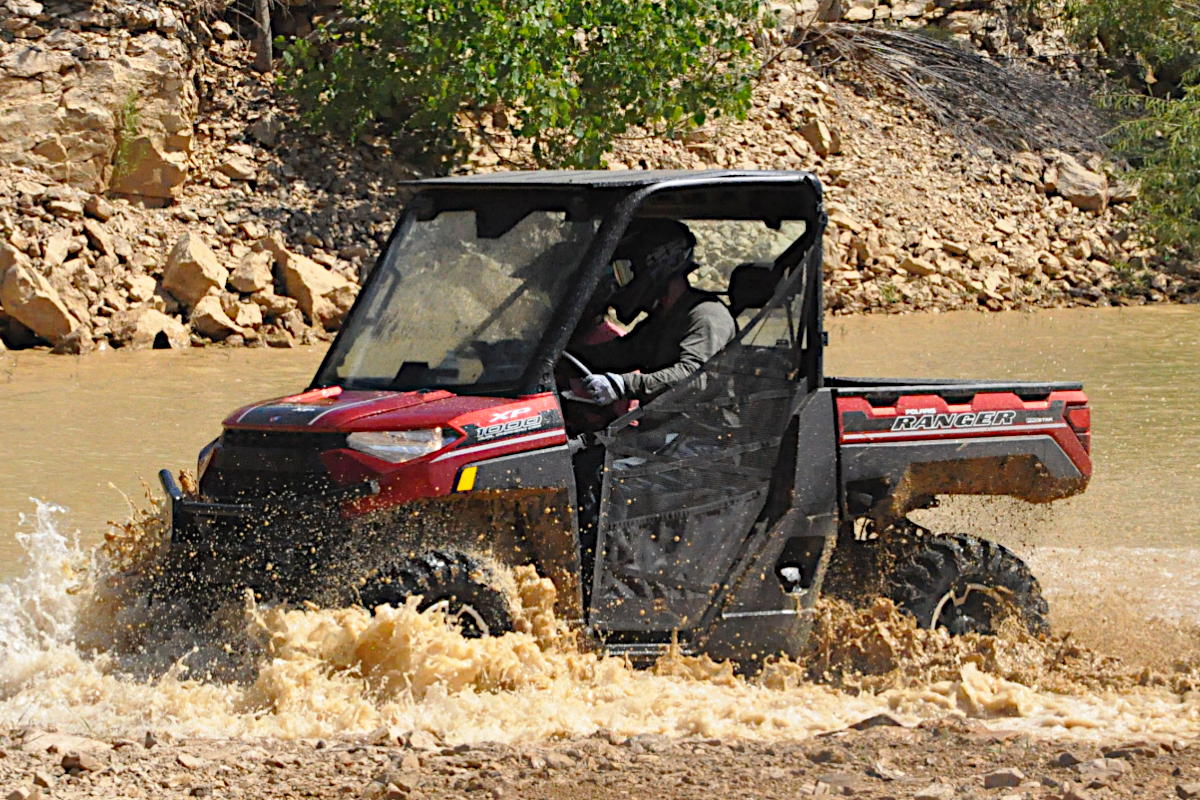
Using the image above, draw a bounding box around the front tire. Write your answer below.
[888,533,1048,636]
[358,551,514,638]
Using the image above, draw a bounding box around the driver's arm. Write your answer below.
[619,302,735,403]
[579,325,645,375]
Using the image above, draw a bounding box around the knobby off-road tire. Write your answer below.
[887,533,1049,636]
[358,551,514,638]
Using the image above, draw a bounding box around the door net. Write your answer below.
[592,267,808,633]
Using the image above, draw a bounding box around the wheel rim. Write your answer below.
[427,598,491,637]
[929,582,1015,632]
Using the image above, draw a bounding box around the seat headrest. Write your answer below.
[728,262,779,315]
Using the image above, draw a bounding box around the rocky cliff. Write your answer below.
[0,0,1185,354]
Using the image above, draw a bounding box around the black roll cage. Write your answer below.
[312,171,827,397]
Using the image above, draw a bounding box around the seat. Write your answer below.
[727,262,781,317]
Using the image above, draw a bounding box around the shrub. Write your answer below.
[112,90,143,181]
[279,0,760,169]
[1060,0,1200,254]
[1064,0,1199,92]
[1109,86,1200,251]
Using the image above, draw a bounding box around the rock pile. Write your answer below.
[0,171,359,352]
[597,53,1176,314]
[766,0,1071,58]
[0,0,394,352]
[0,0,1189,353]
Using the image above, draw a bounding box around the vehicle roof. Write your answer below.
[409,169,820,189]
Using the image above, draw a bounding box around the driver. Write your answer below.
[579,219,736,405]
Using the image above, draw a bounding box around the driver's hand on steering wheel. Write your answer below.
[584,372,625,405]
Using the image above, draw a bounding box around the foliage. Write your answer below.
[1063,0,1200,89]
[112,90,143,181]
[279,0,760,168]
[1109,87,1200,250]
[1056,0,1200,253]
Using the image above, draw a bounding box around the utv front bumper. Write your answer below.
[156,469,380,599]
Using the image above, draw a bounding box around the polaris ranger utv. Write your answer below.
[157,170,1092,664]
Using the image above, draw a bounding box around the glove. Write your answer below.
[583,372,625,405]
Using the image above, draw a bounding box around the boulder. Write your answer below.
[126,274,158,303]
[230,250,273,293]
[1,45,76,79]
[0,244,78,343]
[248,114,283,147]
[1109,180,1139,204]
[46,199,84,219]
[109,136,188,200]
[329,283,359,317]
[1045,152,1108,212]
[1009,152,1043,185]
[262,233,350,329]
[84,194,115,221]
[42,230,72,268]
[251,290,298,317]
[233,301,263,329]
[163,233,228,306]
[82,218,115,258]
[943,9,984,33]
[19,731,108,755]
[798,116,840,157]
[899,254,936,276]
[50,328,94,355]
[46,268,91,325]
[766,0,821,29]
[14,180,46,199]
[190,294,245,340]
[110,307,189,349]
[217,155,256,182]
[982,768,1025,789]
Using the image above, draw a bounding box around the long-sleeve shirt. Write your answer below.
[583,289,736,403]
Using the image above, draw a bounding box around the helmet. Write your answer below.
[610,219,696,324]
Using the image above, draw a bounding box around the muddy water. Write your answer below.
[2,306,1200,746]
[3,306,1195,569]
[0,346,326,568]
[826,305,1200,550]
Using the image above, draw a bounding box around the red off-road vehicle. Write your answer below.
[157,170,1091,663]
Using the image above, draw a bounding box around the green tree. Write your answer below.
[280,0,760,169]
[1062,0,1200,252]
[1065,0,1199,92]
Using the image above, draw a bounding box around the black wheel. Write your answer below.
[888,533,1049,636]
[358,551,514,638]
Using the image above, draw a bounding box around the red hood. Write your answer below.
[224,390,519,432]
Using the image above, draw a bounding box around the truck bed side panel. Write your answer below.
[832,381,1091,515]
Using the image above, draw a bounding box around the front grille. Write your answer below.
[201,429,344,503]
[222,430,347,450]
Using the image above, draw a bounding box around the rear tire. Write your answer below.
[888,533,1048,636]
[358,551,514,638]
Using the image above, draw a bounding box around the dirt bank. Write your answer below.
[3,722,1198,800]
[0,0,1189,355]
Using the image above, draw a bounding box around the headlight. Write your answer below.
[346,428,446,463]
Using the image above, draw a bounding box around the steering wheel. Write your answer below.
[558,351,604,405]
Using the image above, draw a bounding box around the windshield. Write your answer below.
[317,206,599,392]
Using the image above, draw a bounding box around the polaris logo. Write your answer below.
[890,410,1018,432]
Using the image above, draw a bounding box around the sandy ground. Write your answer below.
[3,720,1198,800]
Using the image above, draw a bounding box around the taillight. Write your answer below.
[1065,405,1090,453]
